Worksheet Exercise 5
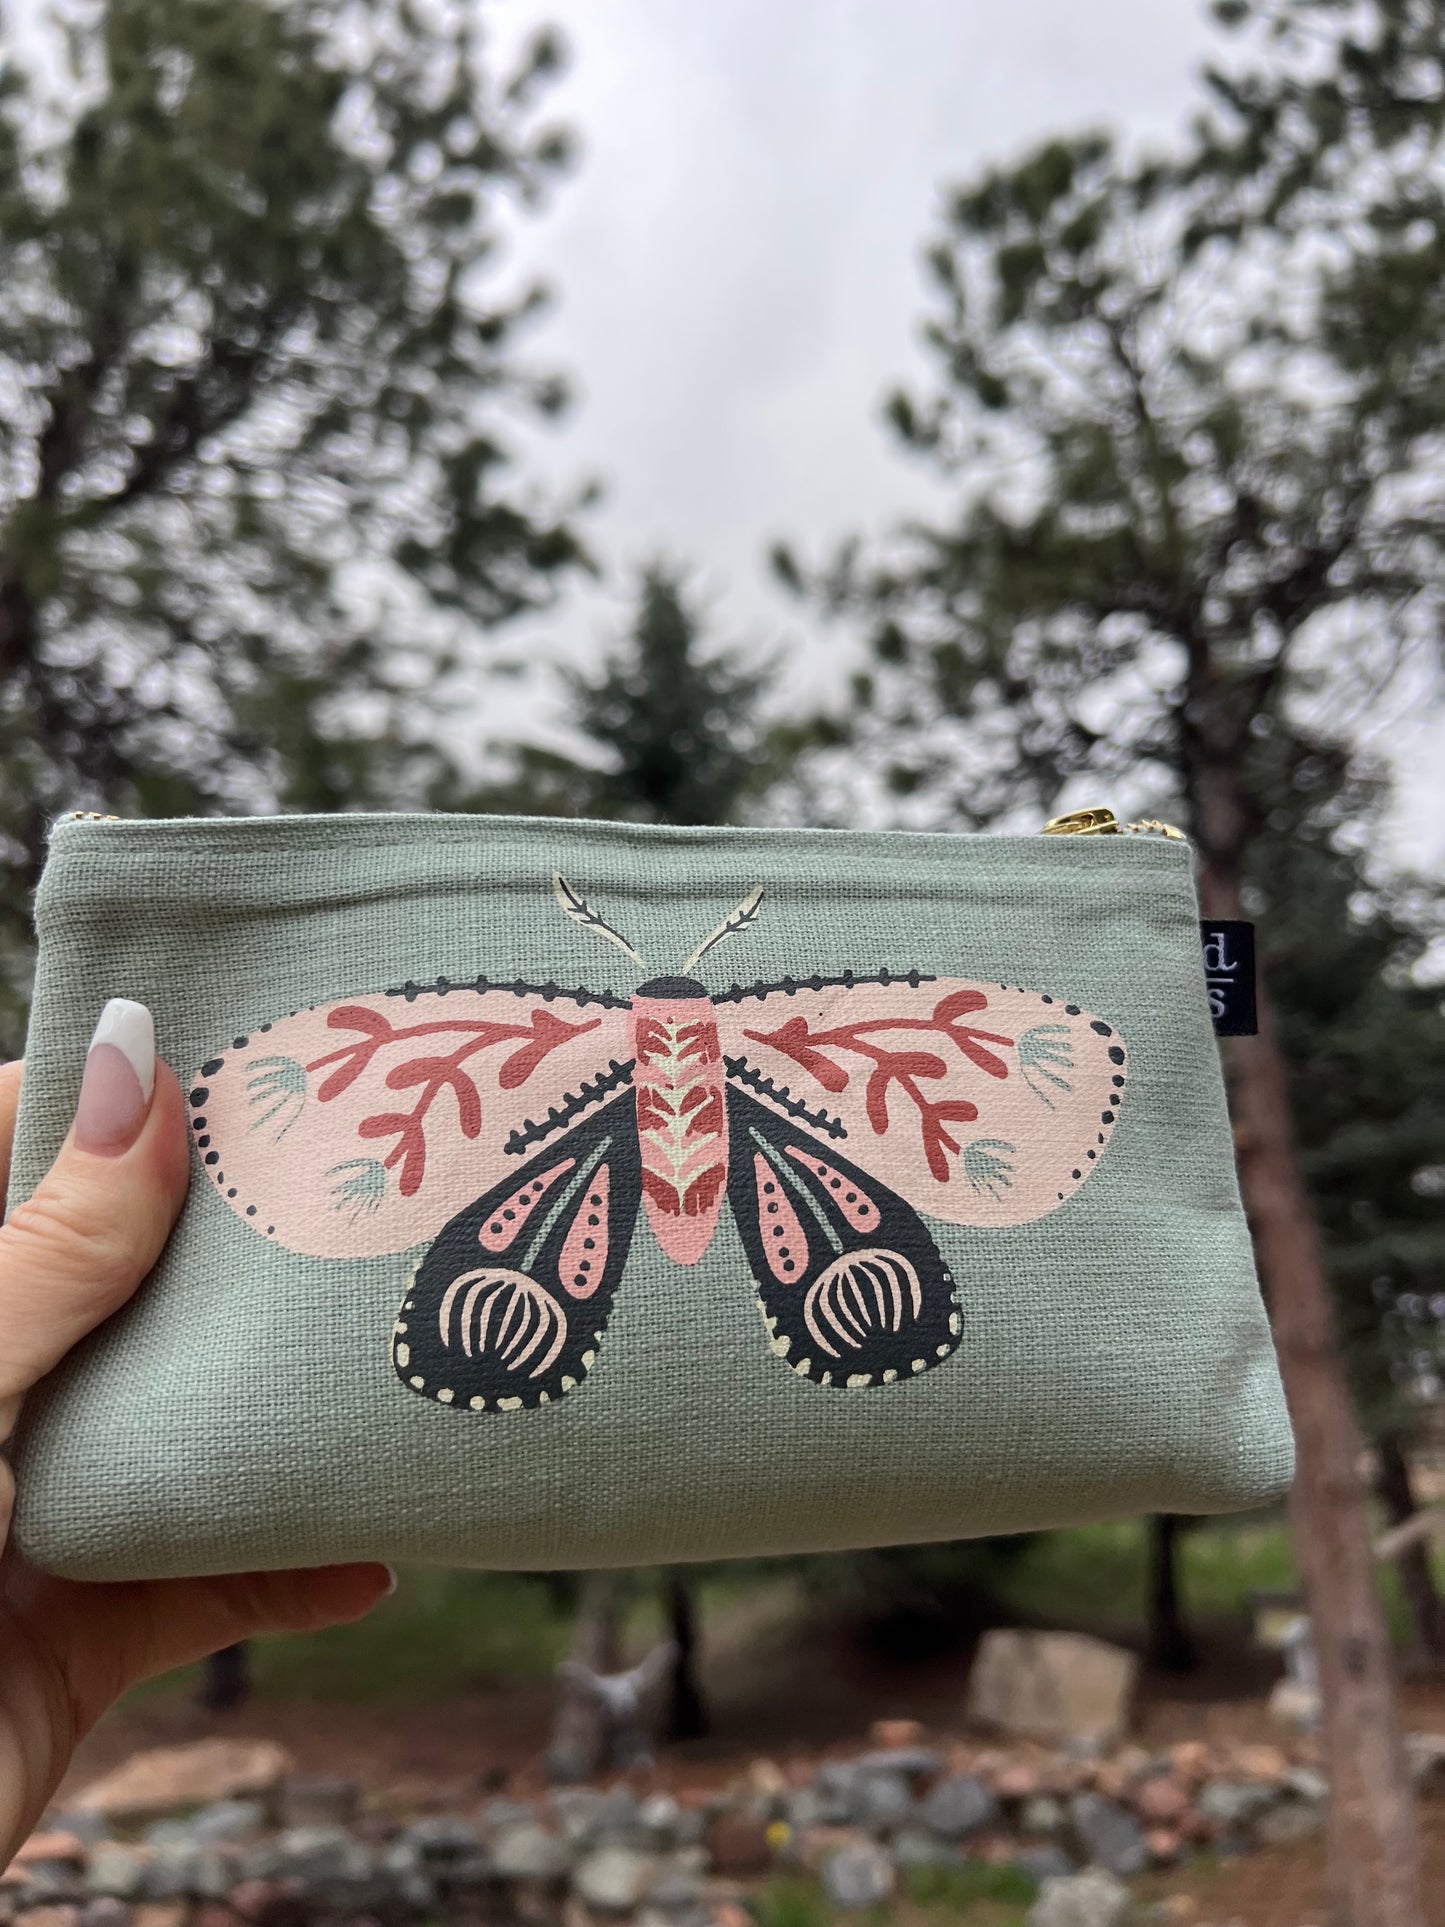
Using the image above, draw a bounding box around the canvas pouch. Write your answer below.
[8,811,1293,1580]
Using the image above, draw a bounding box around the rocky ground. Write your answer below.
[7,1721,1445,1927]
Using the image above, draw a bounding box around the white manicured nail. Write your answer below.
[75,999,155,1154]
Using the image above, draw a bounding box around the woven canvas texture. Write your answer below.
[9,813,1293,1581]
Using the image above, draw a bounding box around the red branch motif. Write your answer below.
[742,989,1015,1181]
[306,1005,602,1196]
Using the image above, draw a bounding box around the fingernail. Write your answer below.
[74,999,155,1156]
[382,1566,399,1597]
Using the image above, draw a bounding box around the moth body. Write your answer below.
[629,975,728,1264]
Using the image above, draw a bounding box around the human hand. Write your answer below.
[0,1002,392,1863]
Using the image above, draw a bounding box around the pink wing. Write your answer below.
[191,980,633,1257]
[712,973,1126,1229]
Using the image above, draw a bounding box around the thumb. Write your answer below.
[0,1001,189,1418]
[114,1562,396,1684]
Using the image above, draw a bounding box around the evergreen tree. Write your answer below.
[0,0,586,1050]
[778,5,1445,1915]
[460,566,778,825]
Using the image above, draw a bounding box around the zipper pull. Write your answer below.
[1042,807,1121,837]
[1043,806,1186,841]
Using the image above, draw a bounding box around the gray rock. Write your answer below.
[13,1861,83,1902]
[84,1845,150,1900]
[272,1825,375,1886]
[595,1788,641,1831]
[185,1800,267,1845]
[138,1822,196,1850]
[49,1813,113,1848]
[813,1763,859,1826]
[441,1851,496,1890]
[855,1748,943,1779]
[638,1794,682,1844]
[1252,1800,1322,1847]
[398,1816,484,1860]
[889,1829,961,1870]
[1015,1846,1076,1884]
[1021,1796,1065,1836]
[821,1841,896,1910]
[670,1806,706,1848]
[1284,1766,1329,1804]
[784,1787,826,1831]
[490,1822,572,1881]
[139,1846,204,1900]
[380,1845,438,1913]
[78,1900,131,1927]
[1026,1868,1129,1927]
[551,1789,608,1843]
[920,1775,998,1840]
[1197,1780,1275,1827]
[852,1770,914,1830]
[481,1797,541,1832]
[276,1777,360,1830]
[1067,1794,1147,1878]
[573,1846,661,1910]
[647,1861,708,1909]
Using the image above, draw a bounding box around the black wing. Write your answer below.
[393,1090,642,1413]
[725,1083,962,1388]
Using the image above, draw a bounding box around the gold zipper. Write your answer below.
[1043,806,1186,841]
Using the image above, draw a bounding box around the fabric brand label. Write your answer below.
[1200,920,1257,1036]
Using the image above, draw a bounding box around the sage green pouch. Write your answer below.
[10,812,1292,1580]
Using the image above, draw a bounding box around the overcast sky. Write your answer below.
[486,0,1216,690]
[4,0,1442,859]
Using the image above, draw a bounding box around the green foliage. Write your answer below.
[750,1877,829,1927]
[458,566,782,826]
[905,1862,1038,1909]
[0,0,584,1049]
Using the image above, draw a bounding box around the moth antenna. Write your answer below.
[681,885,765,975]
[551,873,647,967]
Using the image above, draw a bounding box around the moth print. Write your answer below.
[193,878,1127,1411]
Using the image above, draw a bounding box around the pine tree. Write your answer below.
[0,0,586,1050]
[777,5,1445,1915]
[458,566,778,825]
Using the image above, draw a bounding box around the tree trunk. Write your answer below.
[547,1571,622,1783]
[1222,955,1422,1926]
[1377,1432,1445,1676]
[665,1571,708,1740]
[1183,648,1422,1927]
[1147,1516,1196,1673]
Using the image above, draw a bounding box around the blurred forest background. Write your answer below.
[2,0,1445,1914]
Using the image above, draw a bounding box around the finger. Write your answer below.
[13,1558,395,1714]
[0,1059,22,1209]
[0,1002,188,1415]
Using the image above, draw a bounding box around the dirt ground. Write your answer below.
[59,1613,1445,1926]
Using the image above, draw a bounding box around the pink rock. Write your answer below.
[993,1764,1040,1801]
[1145,1828,1182,1863]
[868,1720,925,1750]
[1133,1777,1189,1824]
